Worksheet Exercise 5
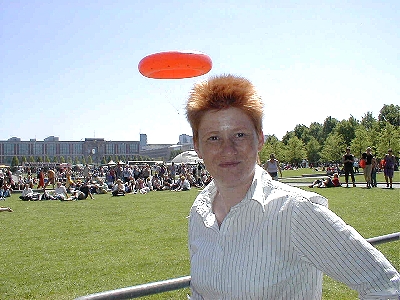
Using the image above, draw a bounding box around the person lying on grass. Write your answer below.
[309,173,341,188]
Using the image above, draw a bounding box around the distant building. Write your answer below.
[139,134,147,150]
[178,134,193,145]
[0,136,140,165]
[0,133,195,164]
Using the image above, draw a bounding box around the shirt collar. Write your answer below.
[194,165,272,225]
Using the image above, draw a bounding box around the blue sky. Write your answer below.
[1,1,399,144]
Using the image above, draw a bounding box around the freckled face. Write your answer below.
[194,107,264,189]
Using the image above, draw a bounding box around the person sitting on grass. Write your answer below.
[0,180,13,200]
[67,181,94,200]
[172,175,191,191]
[112,179,125,196]
[19,183,40,201]
[309,173,341,188]
[151,176,163,191]
[53,181,68,200]
[95,179,109,194]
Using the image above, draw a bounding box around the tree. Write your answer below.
[320,133,346,162]
[351,127,371,158]
[284,136,306,165]
[309,122,324,144]
[322,116,339,141]
[11,156,19,167]
[378,104,400,126]
[361,112,376,130]
[306,137,321,165]
[376,123,400,159]
[260,135,284,163]
[293,124,311,144]
[281,131,295,145]
[334,116,359,147]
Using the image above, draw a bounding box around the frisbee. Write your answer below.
[138,50,212,79]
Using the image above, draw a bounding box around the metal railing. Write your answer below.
[76,232,400,300]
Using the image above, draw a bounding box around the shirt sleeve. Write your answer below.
[291,199,400,299]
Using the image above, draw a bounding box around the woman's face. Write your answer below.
[194,107,264,189]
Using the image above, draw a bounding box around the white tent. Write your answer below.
[107,160,116,166]
[171,150,203,164]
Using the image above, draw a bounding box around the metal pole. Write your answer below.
[366,232,399,245]
[75,232,399,300]
[75,276,191,300]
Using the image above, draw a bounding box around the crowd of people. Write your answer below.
[0,144,397,202]
[343,146,397,189]
[1,161,214,202]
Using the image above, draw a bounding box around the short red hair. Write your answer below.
[185,74,263,142]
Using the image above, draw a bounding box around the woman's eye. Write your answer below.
[208,136,219,141]
[236,133,245,138]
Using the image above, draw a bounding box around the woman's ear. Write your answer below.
[257,130,265,151]
[194,139,202,159]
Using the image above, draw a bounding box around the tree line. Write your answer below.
[259,104,399,165]
[11,154,154,169]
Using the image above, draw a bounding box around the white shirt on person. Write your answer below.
[188,165,399,300]
[54,185,67,197]
[181,179,191,190]
[21,187,33,197]
[265,159,279,173]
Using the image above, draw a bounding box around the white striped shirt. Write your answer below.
[188,165,400,299]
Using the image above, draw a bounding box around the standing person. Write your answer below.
[361,147,374,189]
[383,148,396,189]
[44,168,56,189]
[83,164,90,182]
[168,162,177,183]
[37,169,45,189]
[342,147,356,187]
[262,153,282,180]
[185,74,399,299]
[371,156,378,187]
[65,166,74,191]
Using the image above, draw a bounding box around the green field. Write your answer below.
[1,176,399,299]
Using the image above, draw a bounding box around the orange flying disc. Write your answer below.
[138,51,212,79]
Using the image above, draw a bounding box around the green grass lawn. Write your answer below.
[1,179,399,299]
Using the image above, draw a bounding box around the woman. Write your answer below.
[263,153,282,180]
[383,148,396,189]
[342,147,356,187]
[19,183,34,200]
[361,147,374,188]
[186,74,399,299]
[65,166,74,191]
[37,169,45,189]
